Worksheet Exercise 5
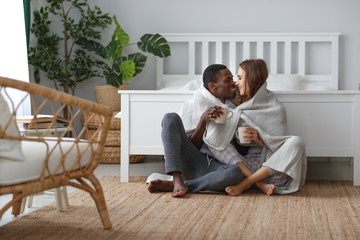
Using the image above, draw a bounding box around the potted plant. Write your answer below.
[78,16,171,111]
[28,0,112,119]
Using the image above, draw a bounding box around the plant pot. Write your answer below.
[94,84,128,111]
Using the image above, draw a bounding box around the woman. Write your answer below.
[209,59,307,196]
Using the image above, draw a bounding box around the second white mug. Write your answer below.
[235,126,251,144]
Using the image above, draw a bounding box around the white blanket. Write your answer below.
[179,85,241,148]
[179,83,307,194]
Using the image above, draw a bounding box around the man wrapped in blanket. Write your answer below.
[148,64,245,197]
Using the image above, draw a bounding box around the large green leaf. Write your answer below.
[77,38,105,57]
[104,71,122,87]
[112,16,129,46]
[137,33,171,58]
[119,60,136,82]
[103,40,120,62]
[122,53,147,77]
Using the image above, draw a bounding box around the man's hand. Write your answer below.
[200,106,224,123]
[191,106,224,149]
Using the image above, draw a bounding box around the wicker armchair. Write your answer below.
[0,77,113,229]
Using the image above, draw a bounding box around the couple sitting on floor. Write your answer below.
[148,59,307,197]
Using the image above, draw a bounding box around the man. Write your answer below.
[147,64,244,197]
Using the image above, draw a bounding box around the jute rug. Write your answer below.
[1,177,360,240]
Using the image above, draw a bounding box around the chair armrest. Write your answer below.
[0,77,113,178]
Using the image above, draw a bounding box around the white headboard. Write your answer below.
[156,33,340,90]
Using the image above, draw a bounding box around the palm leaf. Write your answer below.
[103,40,119,62]
[112,16,129,46]
[122,53,147,77]
[137,33,171,58]
[104,70,122,87]
[77,38,105,58]
[119,60,136,82]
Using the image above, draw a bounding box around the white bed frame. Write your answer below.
[119,33,360,185]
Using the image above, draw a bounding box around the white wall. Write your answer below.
[0,1,31,116]
[0,1,29,82]
[31,0,360,101]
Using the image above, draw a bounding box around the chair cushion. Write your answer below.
[0,138,94,186]
[0,92,24,161]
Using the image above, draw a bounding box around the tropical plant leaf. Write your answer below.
[77,38,105,57]
[119,60,136,82]
[103,40,119,62]
[104,71,122,88]
[137,33,171,58]
[112,16,129,46]
[122,53,147,77]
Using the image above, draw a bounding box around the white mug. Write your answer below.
[236,126,251,144]
[215,108,233,124]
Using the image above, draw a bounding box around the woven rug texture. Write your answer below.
[1,177,360,240]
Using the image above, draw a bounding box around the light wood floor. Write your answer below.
[0,156,353,227]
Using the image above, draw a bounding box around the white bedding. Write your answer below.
[160,74,336,92]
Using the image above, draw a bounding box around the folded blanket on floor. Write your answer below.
[146,173,173,184]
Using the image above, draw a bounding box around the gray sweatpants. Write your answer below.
[161,112,244,193]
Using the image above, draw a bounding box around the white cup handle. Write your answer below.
[227,111,233,120]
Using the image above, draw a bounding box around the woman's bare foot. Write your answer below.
[148,180,174,193]
[225,179,252,196]
[255,182,275,196]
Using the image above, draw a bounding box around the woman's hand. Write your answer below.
[243,127,265,148]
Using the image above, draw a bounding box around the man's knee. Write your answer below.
[162,112,181,128]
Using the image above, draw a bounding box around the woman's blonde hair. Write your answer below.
[239,59,269,102]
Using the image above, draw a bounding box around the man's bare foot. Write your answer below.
[255,182,275,196]
[172,182,188,197]
[172,172,188,197]
[148,172,188,197]
[225,179,252,196]
[148,180,174,193]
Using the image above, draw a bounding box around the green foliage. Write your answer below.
[138,34,171,58]
[78,16,171,88]
[28,0,112,95]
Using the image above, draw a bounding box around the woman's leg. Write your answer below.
[208,144,271,193]
[225,166,273,196]
[234,162,275,195]
[211,145,274,196]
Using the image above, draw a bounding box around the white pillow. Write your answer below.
[299,76,335,91]
[179,79,202,91]
[0,92,25,161]
[266,74,301,91]
[300,82,334,91]
[160,79,190,89]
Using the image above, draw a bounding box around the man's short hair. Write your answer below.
[202,64,228,90]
